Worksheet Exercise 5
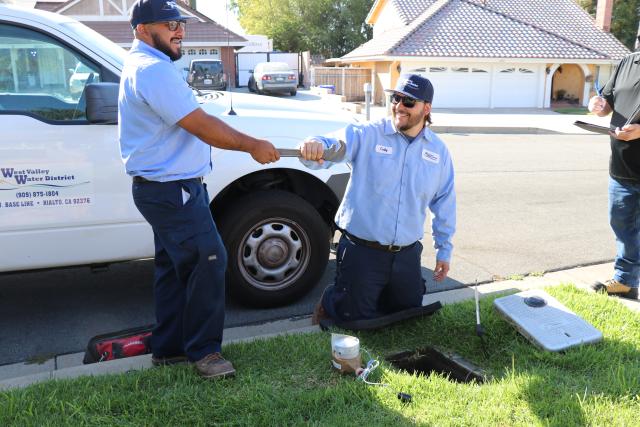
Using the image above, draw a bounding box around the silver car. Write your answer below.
[248,62,298,96]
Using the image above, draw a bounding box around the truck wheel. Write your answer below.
[217,191,329,307]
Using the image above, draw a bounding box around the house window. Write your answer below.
[429,67,446,72]
[198,49,207,55]
[209,49,218,55]
[518,68,534,74]
[187,49,196,55]
[471,68,488,73]
[499,68,515,73]
[452,67,469,73]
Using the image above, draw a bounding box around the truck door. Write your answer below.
[0,22,151,271]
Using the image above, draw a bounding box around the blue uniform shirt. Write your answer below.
[303,118,456,262]
[118,39,211,182]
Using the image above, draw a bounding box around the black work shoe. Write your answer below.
[151,354,189,366]
[592,279,639,300]
[195,353,236,379]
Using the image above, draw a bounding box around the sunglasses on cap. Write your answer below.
[390,93,421,108]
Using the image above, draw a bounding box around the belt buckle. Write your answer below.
[388,244,402,253]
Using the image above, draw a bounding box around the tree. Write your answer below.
[230,0,374,57]
[577,0,640,50]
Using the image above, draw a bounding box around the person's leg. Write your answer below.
[609,178,640,288]
[380,242,425,313]
[133,181,186,360]
[322,235,392,321]
[133,180,228,363]
[149,231,185,359]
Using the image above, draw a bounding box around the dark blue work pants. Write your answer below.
[132,178,227,361]
[322,234,425,321]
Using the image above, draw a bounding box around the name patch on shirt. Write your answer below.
[375,145,393,155]
[422,149,440,163]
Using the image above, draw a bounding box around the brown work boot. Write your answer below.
[195,352,236,379]
[592,279,639,300]
[311,299,329,325]
[151,354,189,367]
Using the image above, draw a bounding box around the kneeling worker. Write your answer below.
[299,74,456,323]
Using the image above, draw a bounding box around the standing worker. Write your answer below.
[118,0,280,379]
[588,51,640,300]
[300,74,456,323]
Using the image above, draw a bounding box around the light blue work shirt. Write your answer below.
[118,39,211,182]
[302,118,456,262]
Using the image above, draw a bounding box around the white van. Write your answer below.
[0,6,352,307]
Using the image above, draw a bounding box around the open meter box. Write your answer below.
[493,290,602,352]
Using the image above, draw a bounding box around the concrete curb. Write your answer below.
[1,261,638,391]
[431,126,562,135]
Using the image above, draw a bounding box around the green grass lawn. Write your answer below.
[552,107,590,115]
[1,285,638,426]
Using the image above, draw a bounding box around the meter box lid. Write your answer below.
[493,290,602,352]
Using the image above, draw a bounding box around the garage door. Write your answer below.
[492,66,539,108]
[409,66,491,108]
[407,64,540,108]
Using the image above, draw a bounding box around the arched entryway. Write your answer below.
[546,63,591,108]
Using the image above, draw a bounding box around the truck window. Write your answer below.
[0,23,101,122]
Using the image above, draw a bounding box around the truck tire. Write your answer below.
[217,190,329,307]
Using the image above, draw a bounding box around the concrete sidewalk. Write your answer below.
[1,261,637,391]
[354,105,611,135]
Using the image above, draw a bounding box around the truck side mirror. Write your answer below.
[85,82,119,124]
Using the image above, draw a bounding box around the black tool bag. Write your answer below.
[83,324,154,364]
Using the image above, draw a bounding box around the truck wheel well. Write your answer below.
[210,169,340,227]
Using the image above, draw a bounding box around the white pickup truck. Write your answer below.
[0,5,351,307]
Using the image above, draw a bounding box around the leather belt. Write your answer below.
[342,230,414,253]
[132,176,203,184]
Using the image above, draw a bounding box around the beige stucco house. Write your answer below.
[341,0,629,108]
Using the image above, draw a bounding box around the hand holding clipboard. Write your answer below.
[576,83,640,138]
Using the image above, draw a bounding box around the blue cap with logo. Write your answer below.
[130,0,191,28]
[385,74,434,103]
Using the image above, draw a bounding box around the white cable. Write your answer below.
[357,348,388,387]
[356,348,413,403]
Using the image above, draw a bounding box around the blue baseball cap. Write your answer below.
[385,74,434,103]
[130,0,192,28]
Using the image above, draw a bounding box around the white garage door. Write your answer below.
[409,66,491,108]
[492,66,539,108]
[407,64,540,108]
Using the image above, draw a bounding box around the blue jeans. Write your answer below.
[322,234,425,321]
[132,178,227,361]
[609,177,640,288]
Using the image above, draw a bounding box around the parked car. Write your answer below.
[187,59,226,90]
[248,62,298,96]
[0,5,352,307]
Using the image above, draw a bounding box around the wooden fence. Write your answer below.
[310,67,372,102]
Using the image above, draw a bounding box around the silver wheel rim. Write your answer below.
[236,217,310,292]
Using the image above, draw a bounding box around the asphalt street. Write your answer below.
[0,132,614,365]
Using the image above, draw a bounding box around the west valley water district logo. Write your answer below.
[0,167,87,189]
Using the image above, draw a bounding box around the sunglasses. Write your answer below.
[159,20,186,31]
[390,93,421,108]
